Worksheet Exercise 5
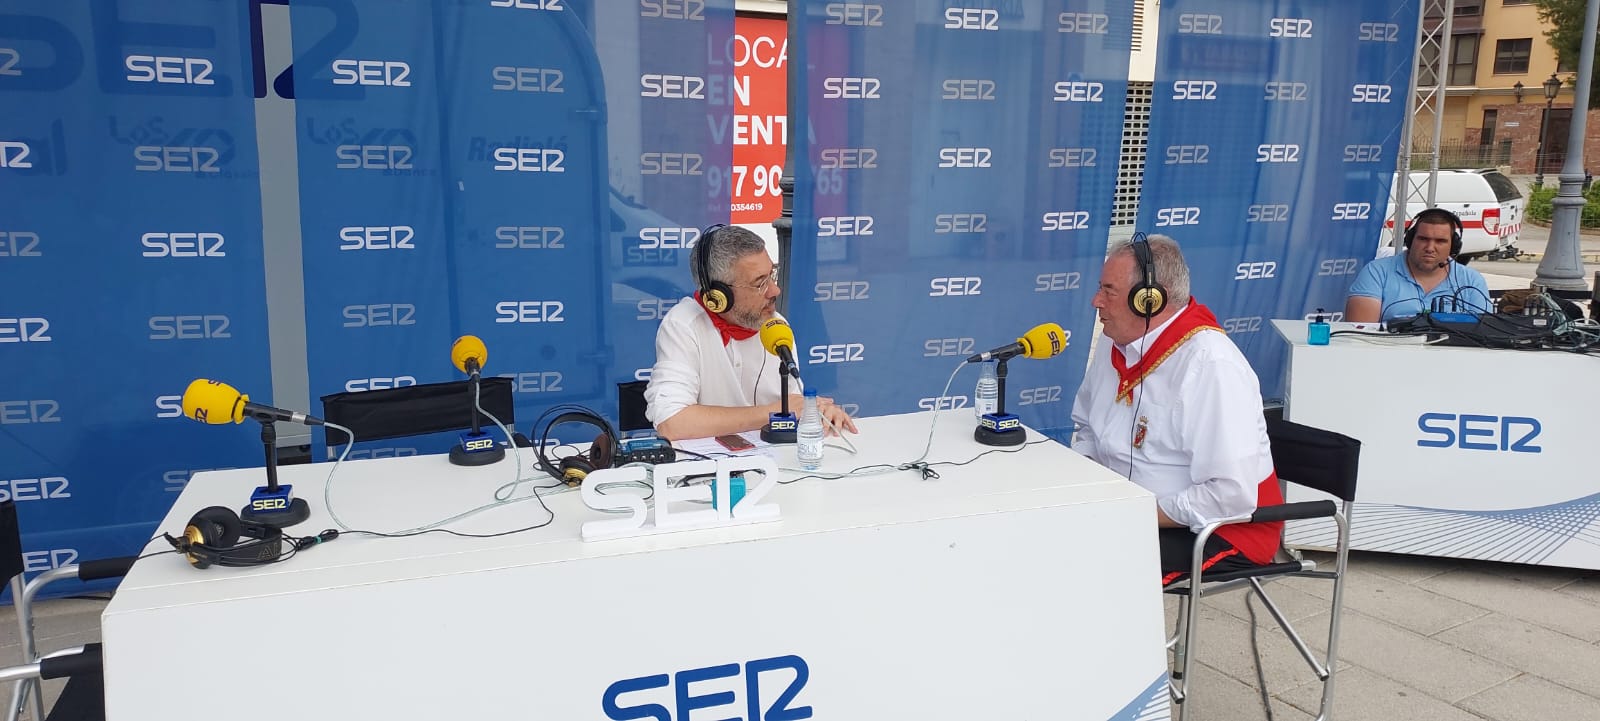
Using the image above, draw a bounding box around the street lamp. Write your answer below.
[1514,80,1524,104]
[1535,72,1562,187]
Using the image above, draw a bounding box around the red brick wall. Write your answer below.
[1480,103,1600,174]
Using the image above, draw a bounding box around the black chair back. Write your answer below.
[320,378,515,446]
[0,500,22,584]
[1266,417,1361,502]
[616,380,651,433]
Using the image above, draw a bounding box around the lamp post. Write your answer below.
[1535,0,1598,294]
[1535,72,1562,187]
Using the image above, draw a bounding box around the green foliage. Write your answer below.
[1534,0,1598,108]
[1525,182,1600,228]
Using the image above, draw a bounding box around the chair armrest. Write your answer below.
[78,556,136,582]
[38,644,101,681]
[1250,500,1337,524]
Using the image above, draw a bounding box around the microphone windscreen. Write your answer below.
[451,335,488,374]
[759,318,796,356]
[181,379,246,425]
[1018,322,1069,360]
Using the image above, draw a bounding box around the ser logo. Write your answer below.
[822,76,881,99]
[1155,207,1201,227]
[0,231,41,257]
[1173,80,1217,100]
[331,60,411,87]
[1035,272,1082,292]
[495,301,566,323]
[340,226,414,251]
[125,55,214,85]
[1048,147,1096,167]
[0,400,60,425]
[637,297,680,321]
[499,371,565,393]
[640,74,704,99]
[149,315,230,340]
[0,47,20,76]
[929,277,981,296]
[336,144,412,170]
[919,395,970,411]
[938,147,991,168]
[1268,18,1313,37]
[817,216,873,237]
[809,343,865,364]
[942,79,995,101]
[824,3,884,25]
[1351,84,1392,103]
[495,226,565,249]
[923,338,976,357]
[641,152,703,175]
[1358,22,1401,42]
[1418,413,1541,453]
[1332,202,1372,221]
[1257,144,1300,163]
[492,0,564,8]
[155,395,184,419]
[818,147,877,169]
[1222,316,1263,334]
[1264,82,1308,101]
[1235,261,1277,280]
[1247,204,1290,223]
[1319,258,1360,276]
[491,67,564,93]
[638,227,699,249]
[23,549,78,574]
[1017,385,1063,406]
[493,148,565,172]
[1052,81,1104,102]
[0,141,32,169]
[601,656,811,721]
[934,213,986,233]
[945,7,999,30]
[814,281,870,301]
[142,232,224,257]
[1303,311,1345,322]
[1165,145,1209,164]
[0,317,51,343]
[1177,13,1223,34]
[640,0,701,19]
[345,377,416,392]
[1042,211,1090,231]
[134,145,222,173]
[343,304,416,327]
[1343,144,1383,163]
[1058,12,1109,33]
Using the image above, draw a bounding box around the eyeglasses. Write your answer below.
[729,269,780,292]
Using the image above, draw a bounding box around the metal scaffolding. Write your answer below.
[1390,0,1454,251]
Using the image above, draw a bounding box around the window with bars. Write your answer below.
[1494,38,1532,74]
[1112,82,1152,227]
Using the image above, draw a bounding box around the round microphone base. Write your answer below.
[449,444,506,466]
[240,497,311,528]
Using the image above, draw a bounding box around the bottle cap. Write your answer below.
[803,387,818,397]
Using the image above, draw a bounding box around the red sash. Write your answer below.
[1216,470,1286,565]
[1111,301,1223,404]
[697,292,758,346]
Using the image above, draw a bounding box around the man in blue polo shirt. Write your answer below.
[1345,208,1490,323]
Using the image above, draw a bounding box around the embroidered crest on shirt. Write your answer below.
[1133,416,1149,450]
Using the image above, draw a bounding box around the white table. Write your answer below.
[103,411,1172,720]
[1274,320,1600,570]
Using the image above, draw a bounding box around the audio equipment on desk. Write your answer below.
[181,379,314,527]
[164,506,338,569]
[759,318,801,444]
[448,335,507,467]
[534,406,621,486]
[972,322,1069,447]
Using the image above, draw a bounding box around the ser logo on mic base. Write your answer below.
[243,484,311,527]
[975,412,1025,447]
[762,413,797,444]
[449,429,506,466]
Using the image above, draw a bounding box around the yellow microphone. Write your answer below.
[451,335,487,377]
[967,322,1070,363]
[759,318,800,376]
[181,379,324,426]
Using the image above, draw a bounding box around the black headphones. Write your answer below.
[695,224,734,314]
[1402,208,1464,257]
[533,406,619,486]
[1128,233,1168,319]
[164,506,338,569]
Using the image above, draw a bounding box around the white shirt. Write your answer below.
[1071,303,1273,532]
[644,297,797,427]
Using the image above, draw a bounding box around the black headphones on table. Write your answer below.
[533,406,620,486]
[164,506,338,569]
[695,224,733,314]
[1402,208,1464,257]
[1128,233,1168,319]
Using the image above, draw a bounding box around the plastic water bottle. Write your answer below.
[797,388,825,470]
[974,361,999,419]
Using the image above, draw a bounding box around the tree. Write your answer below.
[1534,0,1598,108]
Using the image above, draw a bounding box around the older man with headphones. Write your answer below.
[644,225,858,441]
[1345,208,1491,323]
[1071,235,1284,585]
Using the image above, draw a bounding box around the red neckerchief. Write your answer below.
[697,292,758,346]
[1111,301,1223,404]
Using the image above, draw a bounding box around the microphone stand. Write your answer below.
[975,357,1025,447]
[240,419,312,527]
[761,362,798,444]
[450,364,506,466]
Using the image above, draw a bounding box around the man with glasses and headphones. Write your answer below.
[1345,208,1490,323]
[1071,235,1284,585]
[645,225,858,441]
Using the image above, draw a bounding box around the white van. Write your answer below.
[1379,169,1525,263]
